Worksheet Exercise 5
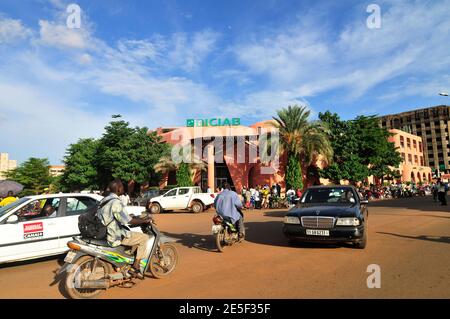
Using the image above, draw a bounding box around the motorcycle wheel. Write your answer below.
[215,229,227,252]
[148,243,178,279]
[64,256,112,299]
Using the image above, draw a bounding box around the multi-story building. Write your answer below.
[388,129,432,183]
[49,165,65,177]
[0,153,17,180]
[379,105,450,174]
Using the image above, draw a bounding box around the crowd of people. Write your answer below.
[238,183,303,209]
[234,179,449,210]
[357,179,448,206]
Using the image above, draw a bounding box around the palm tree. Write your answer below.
[272,105,333,188]
[154,149,207,183]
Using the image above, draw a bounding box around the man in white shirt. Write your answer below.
[119,193,131,206]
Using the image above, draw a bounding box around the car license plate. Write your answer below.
[64,251,77,263]
[306,229,330,236]
[211,225,222,234]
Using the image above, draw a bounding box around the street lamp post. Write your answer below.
[436,92,449,177]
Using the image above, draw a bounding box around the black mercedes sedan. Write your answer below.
[283,185,368,249]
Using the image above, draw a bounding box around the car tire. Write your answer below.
[191,202,204,213]
[150,203,162,214]
[354,228,367,249]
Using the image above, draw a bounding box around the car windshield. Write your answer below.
[301,188,356,205]
[0,197,29,219]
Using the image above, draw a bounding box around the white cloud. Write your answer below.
[0,81,108,164]
[77,53,92,65]
[167,30,219,72]
[233,0,450,100]
[37,20,92,49]
[0,17,33,44]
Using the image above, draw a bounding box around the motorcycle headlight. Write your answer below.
[336,217,360,226]
[284,216,301,224]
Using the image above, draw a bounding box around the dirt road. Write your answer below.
[1,196,449,298]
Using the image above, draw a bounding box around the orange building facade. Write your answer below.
[152,120,289,193]
[388,129,432,183]
[150,122,431,193]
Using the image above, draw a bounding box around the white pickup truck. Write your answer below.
[148,187,216,213]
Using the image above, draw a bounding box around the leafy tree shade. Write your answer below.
[61,138,99,192]
[176,162,194,187]
[286,154,303,190]
[61,116,170,192]
[5,158,53,195]
[318,111,402,184]
[96,120,170,188]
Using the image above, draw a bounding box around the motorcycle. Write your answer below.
[59,220,178,299]
[211,214,243,252]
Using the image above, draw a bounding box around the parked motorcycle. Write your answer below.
[59,220,178,299]
[212,215,243,252]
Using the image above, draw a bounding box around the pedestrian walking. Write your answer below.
[254,187,261,209]
[436,179,448,206]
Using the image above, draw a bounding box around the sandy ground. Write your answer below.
[0,196,449,299]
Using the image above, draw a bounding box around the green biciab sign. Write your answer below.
[186,118,241,127]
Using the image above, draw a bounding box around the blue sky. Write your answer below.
[0,0,449,164]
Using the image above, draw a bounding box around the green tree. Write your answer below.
[154,147,206,186]
[94,117,171,189]
[318,111,402,184]
[272,105,333,188]
[61,138,99,192]
[286,154,303,189]
[5,158,53,195]
[61,116,170,192]
[176,162,194,187]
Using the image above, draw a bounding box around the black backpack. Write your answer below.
[78,198,115,239]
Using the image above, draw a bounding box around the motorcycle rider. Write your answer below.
[214,182,245,240]
[98,180,152,279]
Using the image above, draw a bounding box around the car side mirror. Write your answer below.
[360,200,369,205]
[6,215,19,224]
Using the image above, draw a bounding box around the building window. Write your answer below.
[420,157,424,166]
[419,141,422,152]
[414,155,418,164]
[400,136,405,148]
[407,138,411,148]
[401,153,406,161]
[408,154,412,164]
[413,140,417,149]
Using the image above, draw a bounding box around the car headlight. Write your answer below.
[284,216,301,224]
[336,217,360,226]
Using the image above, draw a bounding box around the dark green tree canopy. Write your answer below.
[286,154,303,190]
[5,158,53,195]
[318,111,402,184]
[176,162,194,187]
[60,138,99,192]
[61,116,170,191]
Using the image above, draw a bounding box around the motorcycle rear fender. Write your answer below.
[57,251,88,276]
